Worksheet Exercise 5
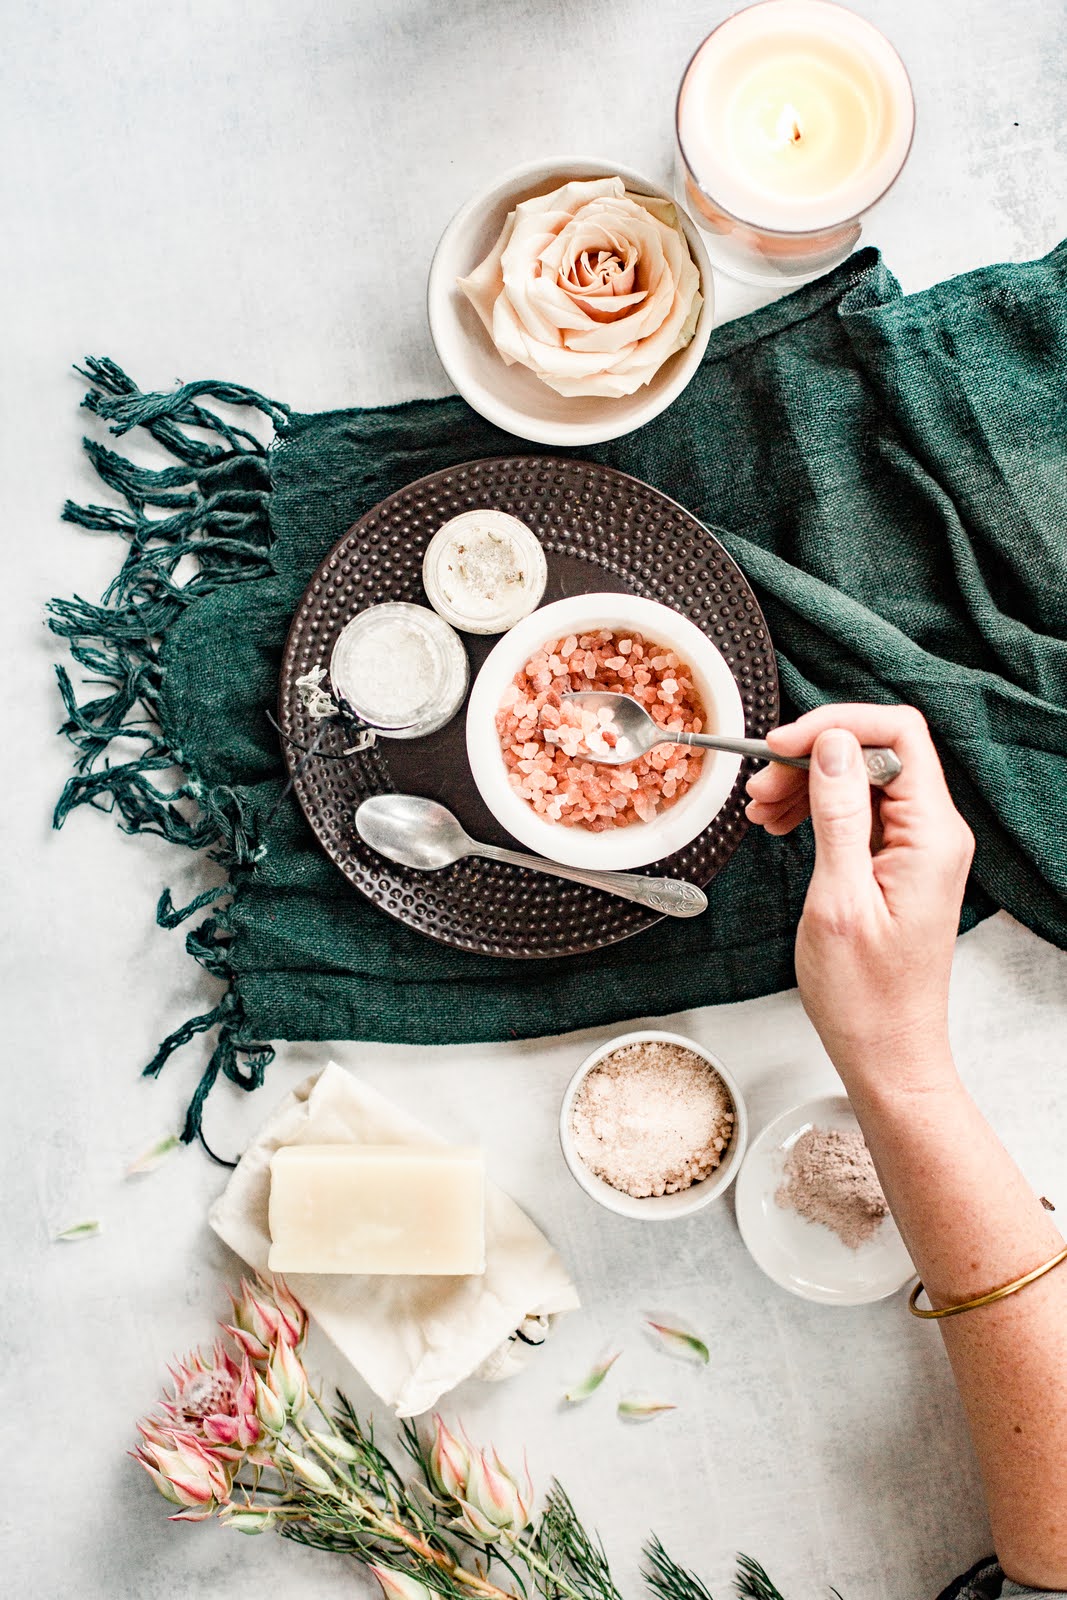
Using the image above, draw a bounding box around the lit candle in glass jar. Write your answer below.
[676,0,914,286]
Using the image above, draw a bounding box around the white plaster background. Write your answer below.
[2,1,1065,1596]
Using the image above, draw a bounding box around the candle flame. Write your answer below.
[774,101,804,146]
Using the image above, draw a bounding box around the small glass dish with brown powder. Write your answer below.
[559,1031,748,1220]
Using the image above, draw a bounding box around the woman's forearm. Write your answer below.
[844,1054,1067,1588]
[748,707,1067,1581]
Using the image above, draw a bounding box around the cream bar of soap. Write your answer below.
[267,1144,486,1276]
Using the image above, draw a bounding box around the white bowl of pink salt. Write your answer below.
[465,593,745,869]
[559,1030,748,1220]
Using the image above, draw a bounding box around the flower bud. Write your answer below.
[133,1425,232,1514]
[427,1414,471,1502]
[254,1373,286,1435]
[269,1276,307,1348]
[453,1446,535,1543]
[229,1275,307,1362]
[368,1565,434,1600]
[269,1338,308,1415]
[308,1429,361,1463]
[220,1505,277,1534]
[284,1449,334,1492]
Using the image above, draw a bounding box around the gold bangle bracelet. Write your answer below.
[909,1243,1067,1320]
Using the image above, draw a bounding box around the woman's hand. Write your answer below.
[745,704,974,1092]
[748,706,1067,1588]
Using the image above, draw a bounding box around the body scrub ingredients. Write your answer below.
[330,602,468,739]
[423,509,547,634]
[496,630,707,829]
[776,1125,889,1250]
[570,1040,735,1198]
[267,1144,486,1276]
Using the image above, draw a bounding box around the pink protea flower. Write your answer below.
[156,1340,262,1461]
[228,1274,307,1361]
[134,1420,232,1521]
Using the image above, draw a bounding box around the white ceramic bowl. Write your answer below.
[734,1094,914,1305]
[465,592,745,870]
[427,159,714,447]
[559,1029,748,1220]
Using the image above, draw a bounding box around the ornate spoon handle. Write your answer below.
[676,732,902,788]
[474,844,707,918]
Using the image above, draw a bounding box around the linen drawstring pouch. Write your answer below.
[208,1062,579,1416]
[51,242,1067,1140]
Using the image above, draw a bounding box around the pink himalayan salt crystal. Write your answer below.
[495,629,707,830]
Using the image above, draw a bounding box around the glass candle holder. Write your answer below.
[675,0,914,288]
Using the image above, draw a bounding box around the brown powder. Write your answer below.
[570,1041,735,1198]
[775,1125,889,1250]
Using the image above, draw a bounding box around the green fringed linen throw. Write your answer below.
[51,243,1067,1140]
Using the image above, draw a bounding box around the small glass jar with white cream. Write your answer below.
[675,0,914,287]
[422,509,547,635]
[330,603,469,740]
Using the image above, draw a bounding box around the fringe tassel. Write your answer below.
[76,356,289,463]
[50,358,287,1142]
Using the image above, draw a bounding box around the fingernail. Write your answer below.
[816,730,855,776]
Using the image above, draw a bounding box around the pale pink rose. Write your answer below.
[457,177,703,399]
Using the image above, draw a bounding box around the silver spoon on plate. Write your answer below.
[561,692,903,786]
[355,794,708,918]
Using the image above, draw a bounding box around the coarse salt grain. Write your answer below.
[495,630,709,830]
[570,1041,736,1198]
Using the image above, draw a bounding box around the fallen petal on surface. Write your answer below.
[126,1134,182,1176]
[54,1219,101,1241]
[617,1394,677,1421]
[645,1319,710,1364]
[564,1350,621,1403]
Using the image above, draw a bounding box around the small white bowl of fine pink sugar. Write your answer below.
[559,1030,748,1220]
[465,592,745,870]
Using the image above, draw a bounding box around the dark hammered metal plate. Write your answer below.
[278,456,779,959]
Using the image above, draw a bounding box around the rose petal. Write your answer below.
[627,191,681,228]
[456,207,520,339]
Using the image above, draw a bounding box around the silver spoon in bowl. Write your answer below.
[561,692,902,787]
[355,793,708,918]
